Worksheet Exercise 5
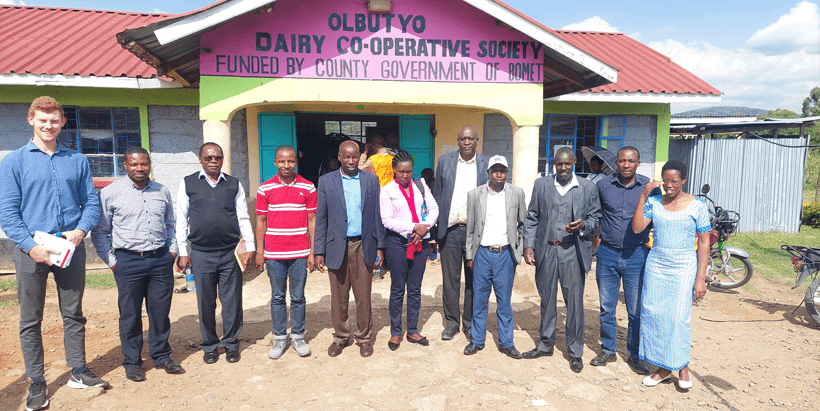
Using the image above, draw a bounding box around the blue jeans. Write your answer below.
[266,258,307,339]
[596,243,648,358]
[471,247,516,348]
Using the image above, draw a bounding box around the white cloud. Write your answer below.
[0,0,27,5]
[562,16,618,33]
[649,39,819,112]
[152,7,165,14]
[746,1,820,54]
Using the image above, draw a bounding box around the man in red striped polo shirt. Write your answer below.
[255,145,317,359]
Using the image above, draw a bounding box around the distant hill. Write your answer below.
[673,106,769,117]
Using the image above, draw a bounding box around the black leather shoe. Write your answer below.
[387,340,400,351]
[463,329,471,342]
[125,367,146,382]
[522,348,553,359]
[441,327,459,341]
[463,342,483,355]
[155,360,183,374]
[590,352,616,366]
[627,356,650,375]
[570,357,584,373]
[406,334,429,346]
[499,346,522,359]
[225,349,240,363]
[203,350,219,364]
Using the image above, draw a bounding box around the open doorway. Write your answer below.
[294,113,398,185]
[258,112,433,184]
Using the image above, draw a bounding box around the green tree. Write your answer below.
[757,108,799,136]
[802,86,820,118]
[801,87,820,200]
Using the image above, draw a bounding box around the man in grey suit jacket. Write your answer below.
[433,125,490,341]
[463,156,527,359]
[522,147,601,373]
[315,141,385,358]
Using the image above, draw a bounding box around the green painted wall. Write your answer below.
[1,85,199,152]
[543,100,672,163]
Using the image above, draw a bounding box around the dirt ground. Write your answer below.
[0,259,818,411]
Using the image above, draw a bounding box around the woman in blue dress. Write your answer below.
[631,160,711,390]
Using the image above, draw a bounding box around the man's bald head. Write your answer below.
[338,140,361,176]
[339,140,360,155]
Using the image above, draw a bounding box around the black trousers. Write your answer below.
[439,224,473,332]
[190,247,243,352]
[113,247,175,368]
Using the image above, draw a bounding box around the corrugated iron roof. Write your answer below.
[0,4,720,98]
[554,30,721,96]
[0,6,171,78]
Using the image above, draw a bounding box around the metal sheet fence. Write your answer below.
[669,137,809,233]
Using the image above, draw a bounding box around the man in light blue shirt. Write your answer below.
[0,96,107,411]
[314,141,384,357]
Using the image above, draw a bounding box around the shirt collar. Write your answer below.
[274,173,299,187]
[129,178,154,191]
[487,182,505,194]
[27,139,67,154]
[458,153,476,165]
[554,173,580,190]
[610,173,647,188]
[340,169,360,180]
[198,169,226,183]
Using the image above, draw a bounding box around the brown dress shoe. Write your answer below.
[359,341,374,357]
[327,340,351,357]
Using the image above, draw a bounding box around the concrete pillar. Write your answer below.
[203,119,232,174]
[512,124,540,204]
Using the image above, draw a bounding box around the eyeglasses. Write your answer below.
[202,156,223,161]
[662,179,682,185]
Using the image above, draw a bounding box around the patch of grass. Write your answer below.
[741,281,758,294]
[0,278,16,292]
[0,300,18,308]
[730,226,820,281]
[0,273,116,290]
[85,273,117,289]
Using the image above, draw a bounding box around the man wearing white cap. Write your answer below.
[462,155,527,358]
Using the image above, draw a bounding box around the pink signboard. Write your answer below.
[200,0,543,83]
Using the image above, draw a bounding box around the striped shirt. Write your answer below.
[256,173,317,260]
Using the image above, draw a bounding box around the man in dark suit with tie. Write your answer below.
[522,147,601,373]
[315,141,385,358]
[433,125,490,341]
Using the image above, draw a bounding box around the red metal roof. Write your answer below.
[0,6,170,78]
[554,30,721,96]
[0,3,721,97]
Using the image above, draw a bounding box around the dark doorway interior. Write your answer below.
[294,113,399,185]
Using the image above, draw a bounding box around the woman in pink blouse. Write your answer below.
[380,151,439,351]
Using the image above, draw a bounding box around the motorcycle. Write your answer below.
[781,245,820,326]
[697,185,754,289]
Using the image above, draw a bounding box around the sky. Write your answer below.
[2,0,818,114]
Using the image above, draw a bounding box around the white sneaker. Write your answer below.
[292,338,311,357]
[268,339,288,359]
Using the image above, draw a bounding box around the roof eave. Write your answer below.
[545,91,723,104]
[0,73,183,89]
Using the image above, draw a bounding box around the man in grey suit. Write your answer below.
[315,141,385,358]
[522,147,601,373]
[463,156,527,359]
[433,124,490,341]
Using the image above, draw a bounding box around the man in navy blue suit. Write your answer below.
[315,140,385,358]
